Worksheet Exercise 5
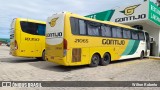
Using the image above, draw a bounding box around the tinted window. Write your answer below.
[70,18,79,35]
[20,21,46,36]
[117,27,122,38]
[132,31,138,40]
[112,27,117,37]
[87,22,100,36]
[101,25,111,37]
[138,32,145,40]
[37,24,46,35]
[70,17,136,39]
[123,29,131,39]
[79,20,86,35]
[112,27,122,38]
[21,22,37,34]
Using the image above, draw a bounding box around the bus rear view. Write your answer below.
[10,18,46,60]
[45,12,68,65]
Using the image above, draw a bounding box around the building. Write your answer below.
[86,0,160,56]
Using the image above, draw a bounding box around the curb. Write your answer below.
[148,56,160,60]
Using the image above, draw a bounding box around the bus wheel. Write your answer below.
[140,51,144,59]
[89,54,100,67]
[36,51,45,61]
[36,57,42,60]
[100,53,111,66]
[42,50,45,61]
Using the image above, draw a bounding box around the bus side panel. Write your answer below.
[114,39,131,60]
[81,48,90,64]
[90,38,130,61]
[65,14,90,66]
[120,40,145,59]
[60,14,90,66]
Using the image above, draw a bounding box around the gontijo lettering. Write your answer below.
[102,39,125,45]
[25,37,40,41]
[46,32,62,38]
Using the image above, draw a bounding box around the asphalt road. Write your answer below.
[0,46,160,90]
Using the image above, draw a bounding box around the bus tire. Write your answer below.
[100,53,111,66]
[36,57,41,60]
[140,51,144,59]
[89,54,100,67]
[36,50,45,61]
[42,50,45,61]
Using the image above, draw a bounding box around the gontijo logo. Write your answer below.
[49,17,59,27]
[120,4,140,16]
[46,32,62,38]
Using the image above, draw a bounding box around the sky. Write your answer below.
[0,0,157,38]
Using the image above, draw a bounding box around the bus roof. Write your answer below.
[63,12,138,30]
[14,18,46,24]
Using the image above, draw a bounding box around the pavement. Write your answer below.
[0,46,160,90]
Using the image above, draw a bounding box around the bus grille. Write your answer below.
[72,48,81,62]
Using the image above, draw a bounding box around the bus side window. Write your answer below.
[87,21,100,36]
[70,17,79,35]
[79,20,87,35]
[116,27,122,38]
[37,24,46,36]
[111,27,122,38]
[138,32,145,40]
[27,22,37,35]
[131,31,138,40]
[101,25,111,37]
[123,29,131,39]
[21,22,29,33]
[111,27,117,38]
